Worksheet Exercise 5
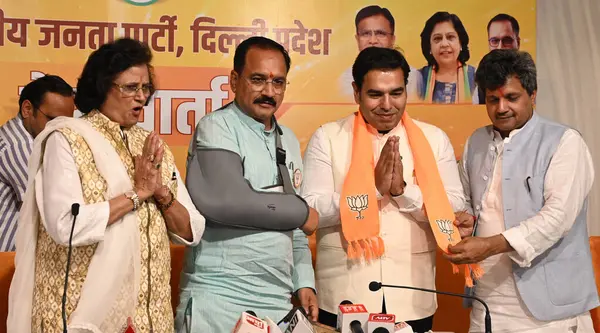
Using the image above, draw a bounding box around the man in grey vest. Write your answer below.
[445,49,598,332]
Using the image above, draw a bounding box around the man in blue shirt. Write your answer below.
[176,36,319,332]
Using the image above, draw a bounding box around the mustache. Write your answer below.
[253,96,276,106]
[372,107,401,116]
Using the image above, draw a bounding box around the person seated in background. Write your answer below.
[0,74,74,252]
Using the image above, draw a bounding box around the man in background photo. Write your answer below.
[339,5,422,102]
[476,13,521,103]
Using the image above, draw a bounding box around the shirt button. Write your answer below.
[483,175,489,181]
[475,205,481,211]
[490,146,495,151]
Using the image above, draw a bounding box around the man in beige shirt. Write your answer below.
[303,46,465,333]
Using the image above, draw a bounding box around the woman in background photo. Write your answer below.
[418,11,477,104]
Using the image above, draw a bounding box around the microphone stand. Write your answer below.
[369,281,492,333]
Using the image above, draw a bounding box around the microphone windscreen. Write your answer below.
[373,329,389,333]
[368,281,381,292]
[71,203,80,216]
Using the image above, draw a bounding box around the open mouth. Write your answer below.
[132,106,143,114]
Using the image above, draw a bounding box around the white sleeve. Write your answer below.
[40,132,110,247]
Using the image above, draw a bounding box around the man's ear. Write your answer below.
[352,82,361,105]
[230,70,239,93]
[20,100,34,119]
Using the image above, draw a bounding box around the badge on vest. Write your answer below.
[293,169,302,188]
[289,161,302,189]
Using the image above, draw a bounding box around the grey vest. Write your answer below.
[464,113,599,321]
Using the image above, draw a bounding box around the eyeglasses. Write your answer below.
[35,108,56,120]
[358,30,393,40]
[489,36,518,48]
[244,77,289,94]
[113,83,153,97]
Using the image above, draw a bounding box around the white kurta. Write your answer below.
[42,132,205,247]
[302,114,465,321]
[461,128,595,333]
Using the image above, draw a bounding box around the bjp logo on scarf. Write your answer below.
[436,219,455,242]
[346,194,368,220]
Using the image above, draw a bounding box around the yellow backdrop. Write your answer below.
[0,0,535,172]
[0,1,535,331]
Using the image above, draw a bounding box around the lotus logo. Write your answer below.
[346,194,368,220]
[436,219,454,241]
[124,0,158,6]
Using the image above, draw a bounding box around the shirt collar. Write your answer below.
[364,117,404,139]
[13,113,33,139]
[492,112,538,144]
[88,109,128,135]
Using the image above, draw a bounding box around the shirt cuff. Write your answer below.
[168,217,201,246]
[293,269,316,293]
[391,184,423,213]
[502,227,535,267]
[375,189,384,200]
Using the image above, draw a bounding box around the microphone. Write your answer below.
[365,313,395,333]
[349,320,364,333]
[278,306,306,325]
[337,301,368,333]
[369,281,492,333]
[265,317,284,333]
[232,311,268,333]
[283,307,315,333]
[62,203,80,333]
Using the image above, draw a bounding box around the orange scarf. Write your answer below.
[340,111,483,286]
[423,63,472,103]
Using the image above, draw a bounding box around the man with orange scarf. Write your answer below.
[301,47,466,333]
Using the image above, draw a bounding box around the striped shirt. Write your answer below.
[0,115,33,251]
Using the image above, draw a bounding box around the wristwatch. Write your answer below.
[125,190,140,211]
